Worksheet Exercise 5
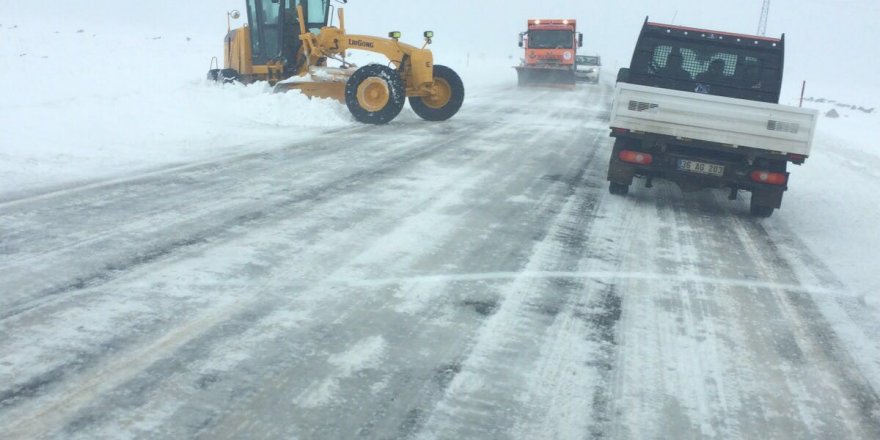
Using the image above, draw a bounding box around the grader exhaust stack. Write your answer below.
[208,0,464,125]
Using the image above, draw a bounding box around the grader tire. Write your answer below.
[344,64,406,125]
[206,68,240,84]
[409,65,465,122]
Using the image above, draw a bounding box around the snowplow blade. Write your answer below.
[273,80,346,102]
[515,66,576,88]
[271,67,356,102]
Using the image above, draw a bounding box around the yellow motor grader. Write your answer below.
[207,0,465,124]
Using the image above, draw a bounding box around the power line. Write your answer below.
[757,0,771,36]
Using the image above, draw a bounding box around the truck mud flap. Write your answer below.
[751,187,785,209]
[607,159,635,185]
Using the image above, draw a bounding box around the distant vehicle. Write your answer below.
[575,55,601,83]
[515,19,583,87]
[606,19,818,217]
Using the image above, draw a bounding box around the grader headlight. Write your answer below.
[424,31,434,39]
[389,31,402,40]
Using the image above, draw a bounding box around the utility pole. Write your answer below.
[757,0,771,36]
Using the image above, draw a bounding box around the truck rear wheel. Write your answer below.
[750,201,774,217]
[609,182,630,195]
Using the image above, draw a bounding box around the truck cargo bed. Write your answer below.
[610,83,818,156]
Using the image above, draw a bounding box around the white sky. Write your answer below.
[5,0,878,103]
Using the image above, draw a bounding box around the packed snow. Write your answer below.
[2,1,877,304]
[2,1,880,439]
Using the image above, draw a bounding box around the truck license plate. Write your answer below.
[677,159,725,177]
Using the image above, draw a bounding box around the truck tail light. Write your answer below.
[750,170,787,185]
[611,127,630,135]
[619,150,653,165]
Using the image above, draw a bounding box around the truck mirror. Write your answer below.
[578,33,583,48]
[617,68,630,84]
[518,41,524,48]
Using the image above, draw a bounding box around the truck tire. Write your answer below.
[609,182,630,195]
[409,65,465,122]
[750,201,774,217]
[345,64,406,125]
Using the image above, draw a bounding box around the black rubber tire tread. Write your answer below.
[220,69,241,84]
[750,202,774,218]
[609,182,630,195]
[344,64,406,125]
[409,65,465,122]
[208,69,241,84]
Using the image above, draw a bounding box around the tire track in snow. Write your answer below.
[0,111,506,436]
[599,179,880,439]
[1,86,606,439]
[0,121,485,320]
[726,211,880,438]
[412,124,617,438]
[193,86,614,440]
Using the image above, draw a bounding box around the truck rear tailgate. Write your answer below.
[610,83,818,156]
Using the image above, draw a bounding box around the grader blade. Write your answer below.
[273,81,346,101]
[272,66,357,101]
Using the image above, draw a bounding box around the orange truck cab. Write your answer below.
[516,19,583,86]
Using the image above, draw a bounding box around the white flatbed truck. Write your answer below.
[607,20,818,217]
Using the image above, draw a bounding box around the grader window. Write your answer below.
[306,0,330,33]
[247,0,260,56]
[247,0,284,64]
[260,0,283,59]
[260,1,281,23]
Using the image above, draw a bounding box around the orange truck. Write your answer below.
[515,19,583,86]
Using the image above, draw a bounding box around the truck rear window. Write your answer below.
[626,24,785,103]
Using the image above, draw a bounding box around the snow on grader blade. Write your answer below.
[209,1,464,125]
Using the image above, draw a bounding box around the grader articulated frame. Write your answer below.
[209,0,464,124]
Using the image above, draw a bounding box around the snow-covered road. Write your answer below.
[1,84,879,439]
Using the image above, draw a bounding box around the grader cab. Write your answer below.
[208,0,464,124]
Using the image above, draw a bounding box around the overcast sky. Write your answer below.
[339,0,879,104]
[7,0,878,103]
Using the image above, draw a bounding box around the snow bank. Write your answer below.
[779,99,880,306]
[0,13,516,199]
[0,22,355,198]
